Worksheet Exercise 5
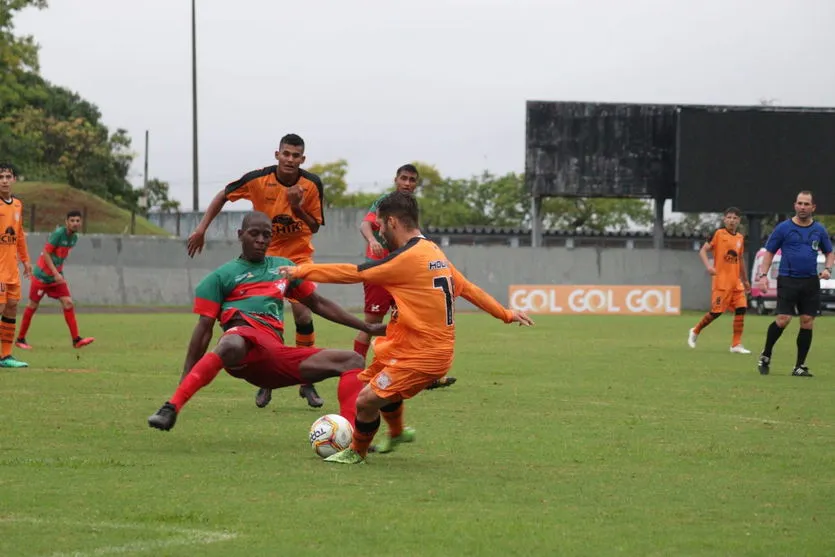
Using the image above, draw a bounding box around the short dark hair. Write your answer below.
[798,190,814,203]
[724,206,742,217]
[66,210,82,219]
[378,190,420,229]
[396,164,419,179]
[279,133,305,151]
[241,211,272,229]
[0,162,18,178]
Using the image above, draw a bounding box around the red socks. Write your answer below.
[337,368,363,427]
[170,352,224,410]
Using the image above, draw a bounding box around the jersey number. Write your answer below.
[433,276,455,326]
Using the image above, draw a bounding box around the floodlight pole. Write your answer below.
[652,196,665,250]
[191,0,199,212]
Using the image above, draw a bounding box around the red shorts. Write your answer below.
[222,326,322,389]
[29,277,72,302]
[363,282,394,315]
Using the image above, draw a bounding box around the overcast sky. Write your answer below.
[15,0,835,210]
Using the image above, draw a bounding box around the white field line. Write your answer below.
[0,516,237,557]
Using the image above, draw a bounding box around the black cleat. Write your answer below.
[299,384,324,408]
[792,365,814,377]
[148,402,178,431]
[426,376,457,390]
[255,388,273,408]
[757,353,771,376]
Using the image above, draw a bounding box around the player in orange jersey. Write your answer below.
[0,162,33,368]
[279,190,534,464]
[688,207,752,353]
[186,134,327,409]
[356,163,456,391]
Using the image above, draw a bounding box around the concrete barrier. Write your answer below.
[20,232,711,311]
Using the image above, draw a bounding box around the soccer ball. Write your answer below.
[309,414,353,458]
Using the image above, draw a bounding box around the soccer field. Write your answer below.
[2,312,835,556]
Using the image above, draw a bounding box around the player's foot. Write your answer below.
[73,336,95,349]
[687,328,698,348]
[757,353,771,375]
[426,376,457,390]
[373,426,416,454]
[729,344,751,354]
[792,365,814,377]
[299,384,324,408]
[0,355,28,368]
[323,448,366,464]
[14,338,32,350]
[255,388,272,408]
[148,402,178,431]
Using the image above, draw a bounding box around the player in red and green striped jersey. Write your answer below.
[16,210,94,350]
[147,211,385,432]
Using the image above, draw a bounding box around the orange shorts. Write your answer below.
[0,282,22,304]
[710,289,747,313]
[359,357,449,402]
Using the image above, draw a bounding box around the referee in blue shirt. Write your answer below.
[756,191,833,377]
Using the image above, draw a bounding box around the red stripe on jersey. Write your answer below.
[219,308,286,335]
[292,279,316,299]
[363,211,377,224]
[43,243,56,254]
[194,297,221,318]
[51,246,72,258]
[226,280,286,302]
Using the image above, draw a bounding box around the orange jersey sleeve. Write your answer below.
[224,167,273,204]
[16,201,29,264]
[294,263,363,284]
[450,263,512,323]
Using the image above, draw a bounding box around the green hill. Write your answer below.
[13,182,170,236]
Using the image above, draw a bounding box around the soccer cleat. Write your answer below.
[73,337,95,349]
[148,402,178,431]
[757,353,771,375]
[792,365,814,377]
[255,388,272,408]
[323,448,366,464]
[426,376,457,390]
[0,355,28,368]
[373,426,416,454]
[14,338,32,350]
[730,345,751,354]
[687,328,698,348]
[299,384,324,408]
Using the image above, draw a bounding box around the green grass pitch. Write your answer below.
[2,311,835,556]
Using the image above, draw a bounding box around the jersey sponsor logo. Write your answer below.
[370,304,380,312]
[234,272,254,283]
[724,249,739,264]
[428,259,448,270]
[274,280,288,295]
[812,240,819,251]
[272,214,302,235]
[0,226,16,246]
[509,285,681,315]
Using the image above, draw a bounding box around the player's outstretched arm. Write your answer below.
[280,263,363,284]
[187,189,228,257]
[298,292,387,336]
[181,316,216,382]
[450,264,534,326]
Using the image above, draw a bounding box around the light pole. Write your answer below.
[191,0,199,211]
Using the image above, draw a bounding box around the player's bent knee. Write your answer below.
[214,335,248,366]
[61,299,74,310]
[776,315,792,327]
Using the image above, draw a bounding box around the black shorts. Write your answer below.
[776,276,821,316]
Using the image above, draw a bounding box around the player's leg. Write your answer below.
[57,293,95,348]
[148,332,249,430]
[15,280,45,349]
[791,280,819,377]
[688,291,725,348]
[728,292,750,353]
[0,284,26,368]
[324,384,393,464]
[298,348,365,426]
[758,279,796,375]
[292,300,324,407]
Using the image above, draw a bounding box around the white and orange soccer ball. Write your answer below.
[309,414,353,458]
